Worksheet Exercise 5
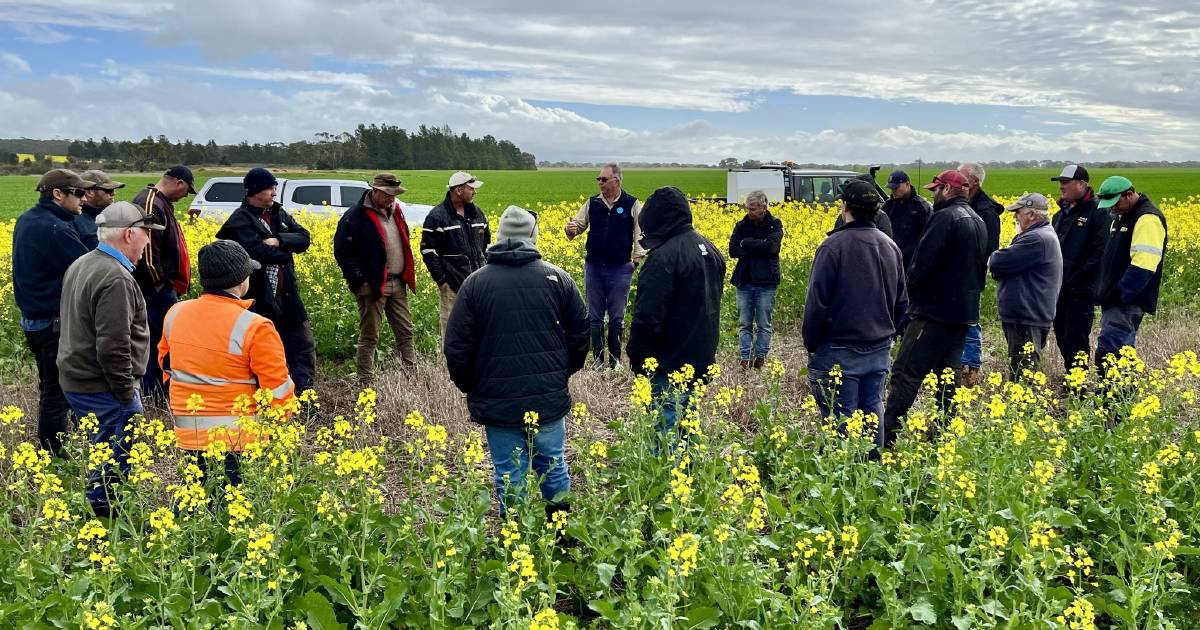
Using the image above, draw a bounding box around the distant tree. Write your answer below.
[718,157,741,168]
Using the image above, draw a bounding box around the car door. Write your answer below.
[337,185,370,212]
[288,183,334,216]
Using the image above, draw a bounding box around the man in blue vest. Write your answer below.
[564,164,645,369]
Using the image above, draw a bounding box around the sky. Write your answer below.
[0,0,1197,164]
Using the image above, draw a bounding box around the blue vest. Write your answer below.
[584,191,638,266]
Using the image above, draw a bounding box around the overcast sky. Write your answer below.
[1,0,1197,163]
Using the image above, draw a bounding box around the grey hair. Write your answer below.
[958,162,986,185]
[603,163,622,180]
[744,190,769,208]
[96,226,125,244]
[1026,205,1051,221]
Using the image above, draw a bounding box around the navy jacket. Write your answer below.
[989,220,1063,327]
[802,220,908,352]
[729,212,783,287]
[882,194,933,268]
[12,198,90,321]
[74,205,103,250]
[907,197,988,325]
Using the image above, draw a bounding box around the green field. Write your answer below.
[2,167,1196,221]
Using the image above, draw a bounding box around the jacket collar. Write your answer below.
[828,218,876,235]
[933,196,968,212]
[199,291,255,310]
[36,198,79,222]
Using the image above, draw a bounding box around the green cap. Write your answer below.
[1096,175,1133,209]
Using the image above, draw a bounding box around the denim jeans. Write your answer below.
[143,288,178,400]
[736,284,777,360]
[1096,304,1145,368]
[807,339,892,438]
[961,323,983,368]
[66,390,142,517]
[584,262,634,327]
[484,417,570,511]
[650,372,694,436]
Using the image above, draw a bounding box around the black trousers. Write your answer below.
[1002,322,1050,380]
[881,318,968,448]
[24,327,71,455]
[1053,292,1095,371]
[277,320,317,393]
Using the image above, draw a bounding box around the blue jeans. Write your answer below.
[807,340,892,441]
[66,390,142,517]
[584,262,634,327]
[736,285,777,360]
[484,417,570,510]
[1096,305,1145,367]
[961,323,982,369]
[650,372,694,436]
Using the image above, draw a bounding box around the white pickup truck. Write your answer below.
[188,177,433,227]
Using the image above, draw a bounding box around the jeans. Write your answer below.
[143,288,178,400]
[882,318,968,448]
[484,417,570,511]
[23,327,71,456]
[1096,305,1145,368]
[807,339,892,436]
[1002,323,1050,380]
[66,390,142,517]
[736,284,777,360]
[961,323,983,369]
[1053,291,1096,370]
[277,320,317,392]
[585,262,634,366]
[650,372,693,435]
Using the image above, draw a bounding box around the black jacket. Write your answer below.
[802,220,908,352]
[1096,194,1168,314]
[907,197,988,325]
[729,212,783,287]
[969,188,1003,258]
[833,210,893,239]
[216,200,311,325]
[333,192,417,299]
[12,198,90,321]
[444,239,589,428]
[419,192,491,292]
[627,187,727,377]
[882,193,933,268]
[75,205,103,250]
[1052,190,1110,298]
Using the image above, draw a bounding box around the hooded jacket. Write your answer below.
[906,196,988,325]
[216,199,312,325]
[333,191,418,299]
[419,191,491,292]
[626,187,727,377]
[1052,189,1110,298]
[444,238,589,428]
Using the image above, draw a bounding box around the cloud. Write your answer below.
[0,52,32,73]
[12,22,72,44]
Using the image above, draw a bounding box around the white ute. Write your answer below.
[189,177,433,227]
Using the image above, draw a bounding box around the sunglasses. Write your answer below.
[59,188,87,198]
[596,177,618,183]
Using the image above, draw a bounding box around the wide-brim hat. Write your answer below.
[370,173,407,195]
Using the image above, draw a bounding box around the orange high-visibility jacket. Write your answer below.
[158,293,295,451]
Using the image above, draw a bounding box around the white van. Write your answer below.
[188,177,433,227]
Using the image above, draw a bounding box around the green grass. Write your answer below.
[2,167,1196,221]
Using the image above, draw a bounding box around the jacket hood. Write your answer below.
[486,238,542,265]
[638,186,693,250]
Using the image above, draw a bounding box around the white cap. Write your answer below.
[448,171,483,189]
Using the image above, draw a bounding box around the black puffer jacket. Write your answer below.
[444,238,589,428]
[419,192,491,292]
[728,211,783,287]
[627,187,727,376]
[216,200,311,325]
[907,197,988,325]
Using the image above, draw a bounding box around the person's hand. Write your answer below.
[565,220,579,237]
[263,237,281,247]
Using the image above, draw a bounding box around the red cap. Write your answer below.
[924,169,970,190]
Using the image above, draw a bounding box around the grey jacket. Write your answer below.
[57,249,149,402]
[988,220,1063,327]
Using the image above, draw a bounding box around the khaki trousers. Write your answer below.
[438,283,458,341]
[355,278,415,382]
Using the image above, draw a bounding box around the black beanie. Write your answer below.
[198,240,261,291]
[243,167,278,197]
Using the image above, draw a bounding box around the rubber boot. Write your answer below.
[607,324,624,369]
[590,325,605,368]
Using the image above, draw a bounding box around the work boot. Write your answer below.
[961,365,983,388]
[753,357,765,371]
[606,324,624,370]
[590,326,605,368]
[740,359,751,370]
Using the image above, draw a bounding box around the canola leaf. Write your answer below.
[298,590,347,630]
[596,562,616,588]
[907,598,937,624]
[683,606,722,629]
[587,599,620,621]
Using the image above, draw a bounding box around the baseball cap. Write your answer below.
[923,169,970,191]
[370,173,407,195]
[36,168,92,193]
[80,170,126,191]
[1096,175,1134,209]
[165,165,197,194]
[448,171,483,189]
[95,201,165,231]
[1005,192,1050,212]
[837,178,881,207]
[1050,164,1090,183]
[886,170,910,189]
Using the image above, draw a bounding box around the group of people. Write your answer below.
[10,159,1167,516]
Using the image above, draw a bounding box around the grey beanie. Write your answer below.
[198,239,261,291]
[497,205,538,244]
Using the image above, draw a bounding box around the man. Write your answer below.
[957,162,1003,386]
[159,240,295,487]
[444,207,588,514]
[12,169,94,455]
[420,171,490,337]
[988,193,1063,379]
[334,174,418,383]
[564,164,645,369]
[132,165,196,400]
[803,180,907,432]
[216,168,316,392]
[831,176,893,238]
[626,187,726,432]
[57,202,159,517]
[1050,164,1110,370]
[1093,176,1167,368]
[729,189,784,370]
[882,170,933,269]
[76,170,126,249]
[880,170,986,449]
